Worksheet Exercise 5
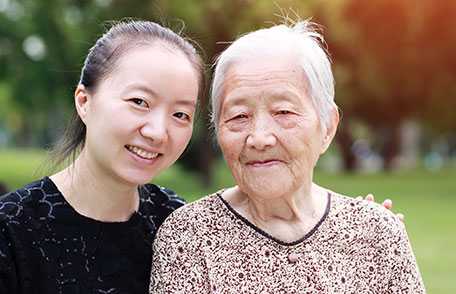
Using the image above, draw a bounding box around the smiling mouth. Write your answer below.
[125,145,161,160]
[246,159,283,167]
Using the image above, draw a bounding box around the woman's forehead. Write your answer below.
[220,61,309,108]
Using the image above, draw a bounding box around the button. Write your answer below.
[288,253,299,263]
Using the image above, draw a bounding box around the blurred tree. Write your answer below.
[1,0,454,179]
[316,0,456,170]
[415,0,456,136]
[0,0,114,146]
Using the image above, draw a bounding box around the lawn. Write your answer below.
[1,148,455,293]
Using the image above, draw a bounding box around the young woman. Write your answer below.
[0,20,203,294]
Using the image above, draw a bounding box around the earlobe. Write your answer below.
[320,107,340,154]
[74,84,90,123]
[320,133,332,154]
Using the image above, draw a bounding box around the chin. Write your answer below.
[117,169,160,186]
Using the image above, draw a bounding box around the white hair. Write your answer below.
[210,20,337,133]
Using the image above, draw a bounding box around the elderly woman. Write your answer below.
[150,21,425,293]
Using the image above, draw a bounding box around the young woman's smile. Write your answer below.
[125,145,161,160]
[125,144,162,167]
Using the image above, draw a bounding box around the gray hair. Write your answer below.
[210,20,337,133]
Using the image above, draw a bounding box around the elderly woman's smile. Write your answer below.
[244,158,283,167]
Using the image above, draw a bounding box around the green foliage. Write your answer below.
[322,0,456,133]
[0,0,109,145]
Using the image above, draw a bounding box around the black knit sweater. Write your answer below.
[0,177,185,294]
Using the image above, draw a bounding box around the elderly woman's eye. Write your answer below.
[276,110,292,115]
[232,114,248,120]
[129,98,149,108]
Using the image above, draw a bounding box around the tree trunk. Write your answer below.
[381,124,401,171]
[335,121,357,171]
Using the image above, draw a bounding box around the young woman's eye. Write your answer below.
[173,112,191,121]
[129,98,149,108]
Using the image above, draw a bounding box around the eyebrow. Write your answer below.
[175,99,197,108]
[267,88,304,102]
[224,88,304,108]
[223,94,250,108]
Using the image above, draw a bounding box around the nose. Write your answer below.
[139,111,169,145]
[246,115,276,150]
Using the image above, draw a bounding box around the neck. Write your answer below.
[50,150,139,222]
[226,182,327,224]
[224,183,329,243]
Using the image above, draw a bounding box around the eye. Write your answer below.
[129,98,149,108]
[173,112,191,121]
[225,113,249,124]
[232,113,248,120]
[276,110,293,115]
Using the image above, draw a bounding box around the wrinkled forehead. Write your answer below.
[220,56,310,107]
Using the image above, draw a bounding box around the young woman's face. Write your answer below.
[79,43,199,186]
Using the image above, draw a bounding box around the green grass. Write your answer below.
[1,148,455,293]
[0,148,49,189]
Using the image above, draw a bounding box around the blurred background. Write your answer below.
[0,0,455,292]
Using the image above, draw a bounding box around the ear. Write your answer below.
[74,84,91,124]
[320,106,340,154]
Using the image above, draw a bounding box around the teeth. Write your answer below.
[127,145,159,160]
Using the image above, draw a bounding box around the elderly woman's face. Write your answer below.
[217,58,329,198]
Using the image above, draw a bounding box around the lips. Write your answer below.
[125,145,161,160]
[245,159,283,167]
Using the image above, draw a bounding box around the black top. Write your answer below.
[0,177,185,294]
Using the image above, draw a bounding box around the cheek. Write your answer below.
[170,126,193,154]
[275,116,298,129]
[218,133,243,166]
[276,120,322,161]
[289,131,323,167]
[224,120,249,133]
[91,102,133,136]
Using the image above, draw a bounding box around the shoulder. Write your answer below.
[327,192,412,263]
[138,183,186,227]
[153,192,222,255]
[327,192,424,290]
[329,191,404,238]
[155,192,222,239]
[163,193,220,228]
[0,178,48,224]
[140,183,186,209]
